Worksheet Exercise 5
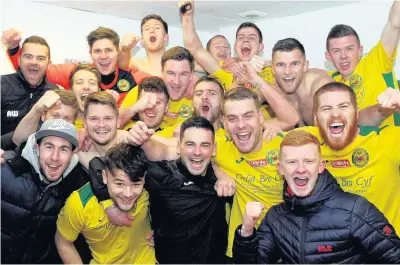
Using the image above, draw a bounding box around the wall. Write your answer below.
[0,1,213,74]
[216,0,399,77]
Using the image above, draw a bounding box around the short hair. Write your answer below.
[326,24,360,50]
[222,87,261,115]
[161,46,194,71]
[280,130,321,157]
[104,143,148,182]
[180,116,215,142]
[69,63,101,89]
[194,75,224,95]
[236,22,263,43]
[138,76,169,101]
[53,89,79,113]
[272,38,306,58]
[313,82,357,114]
[21,36,51,59]
[206,35,229,52]
[87,27,120,50]
[83,91,119,117]
[141,14,168,34]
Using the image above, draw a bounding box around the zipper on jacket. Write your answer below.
[300,218,307,264]
[30,93,33,99]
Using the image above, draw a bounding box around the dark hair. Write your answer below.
[87,27,120,50]
[326,24,360,50]
[222,87,261,115]
[104,144,148,182]
[69,63,101,89]
[206,35,229,52]
[236,22,263,43]
[194,75,224,95]
[180,116,215,141]
[138,76,169,101]
[83,91,119,117]
[272,38,306,58]
[313,82,357,114]
[21,36,51,59]
[53,89,79,113]
[141,14,168,34]
[161,46,194,71]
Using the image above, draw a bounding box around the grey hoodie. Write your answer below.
[21,134,79,187]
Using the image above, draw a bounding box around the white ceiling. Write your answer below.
[35,1,360,32]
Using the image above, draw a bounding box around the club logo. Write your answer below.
[179,104,192,118]
[266,149,279,166]
[117,79,131,92]
[351,148,369,168]
[349,74,365,104]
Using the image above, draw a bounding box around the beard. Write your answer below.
[317,114,358,151]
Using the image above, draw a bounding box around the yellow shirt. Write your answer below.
[56,183,156,264]
[214,135,284,257]
[329,41,399,126]
[120,86,193,130]
[212,67,275,121]
[299,126,400,234]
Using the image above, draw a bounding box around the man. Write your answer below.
[1,119,87,263]
[206,35,232,63]
[1,35,57,135]
[325,1,400,126]
[2,27,150,106]
[233,130,400,263]
[119,76,170,133]
[12,89,79,146]
[91,117,232,263]
[121,46,196,129]
[55,144,155,264]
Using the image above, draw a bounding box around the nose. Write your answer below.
[201,91,209,100]
[331,107,342,117]
[340,49,347,59]
[50,150,60,161]
[122,186,133,198]
[193,145,201,156]
[100,50,107,59]
[284,65,291,75]
[172,75,180,86]
[237,118,246,129]
[295,164,307,174]
[97,118,106,127]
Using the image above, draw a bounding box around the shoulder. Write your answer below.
[75,183,97,209]
[358,125,394,137]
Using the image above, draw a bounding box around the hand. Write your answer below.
[242,202,264,236]
[34,90,61,114]
[377,87,400,112]
[120,32,141,52]
[215,177,236,197]
[262,123,282,143]
[178,0,194,17]
[146,230,155,247]
[104,90,120,103]
[77,128,93,152]
[1,28,21,49]
[0,149,4,165]
[221,57,239,73]
[233,61,260,85]
[127,121,155,146]
[135,93,157,113]
[106,205,134,227]
[249,55,264,73]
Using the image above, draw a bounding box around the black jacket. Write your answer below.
[90,158,230,264]
[1,142,88,263]
[233,170,400,264]
[1,69,57,135]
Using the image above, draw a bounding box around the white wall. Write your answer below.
[216,0,399,77]
[0,1,213,74]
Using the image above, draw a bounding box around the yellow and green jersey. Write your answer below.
[329,41,399,126]
[56,183,156,264]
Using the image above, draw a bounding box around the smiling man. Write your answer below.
[233,130,400,264]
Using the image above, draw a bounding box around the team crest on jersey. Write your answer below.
[117,79,130,92]
[179,104,192,117]
[266,149,279,166]
[351,148,369,168]
[349,74,365,104]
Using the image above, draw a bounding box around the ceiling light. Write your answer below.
[238,11,268,20]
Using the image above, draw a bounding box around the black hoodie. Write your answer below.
[233,170,400,264]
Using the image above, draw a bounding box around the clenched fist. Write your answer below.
[241,202,265,236]
[1,28,21,49]
[120,32,141,52]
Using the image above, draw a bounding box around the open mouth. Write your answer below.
[294,177,308,187]
[47,164,61,174]
[80,94,89,101]
[190,158,204,168]
[236,131,251,142]
[145,112,156,118]
[339,62,350,70]
[218,53,227,60]
[282,77,295,84]
[95,129,110,136]
[150,36,157,43]
[328,122,345,135]
[28,68,39,75]
[241,46,251,56]
[99,61,111,68]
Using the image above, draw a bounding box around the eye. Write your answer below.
[116,183,123,187]
[194,91,202,97]
[340,105,349,109]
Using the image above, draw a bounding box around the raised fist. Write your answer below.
[241,202,264,236]
[1,28,21,49]
[121,32,141,52]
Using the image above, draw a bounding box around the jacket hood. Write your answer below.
[21,133,79,186]
[283,170,343,211]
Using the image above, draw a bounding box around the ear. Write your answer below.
[117,116,121,129]
[164,101,170,114]
[358,45,364,59]
[102,170,108,185]
[83,118,87,130]
[259,42,264,53]
[34,143,40,157]
[318,159,326,174]
[277,161,284,176]
[41,111,47,122]
[258,109,264,124]
[212,142,217,157]
[325,51,332,62]
[304,60,309,72]
[164,34,169,44]
[18,56,21,66]
[313,114,318,126]
[176,140,181,156]
[140,38,145,47]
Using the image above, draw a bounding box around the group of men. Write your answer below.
[1,0,400,263]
